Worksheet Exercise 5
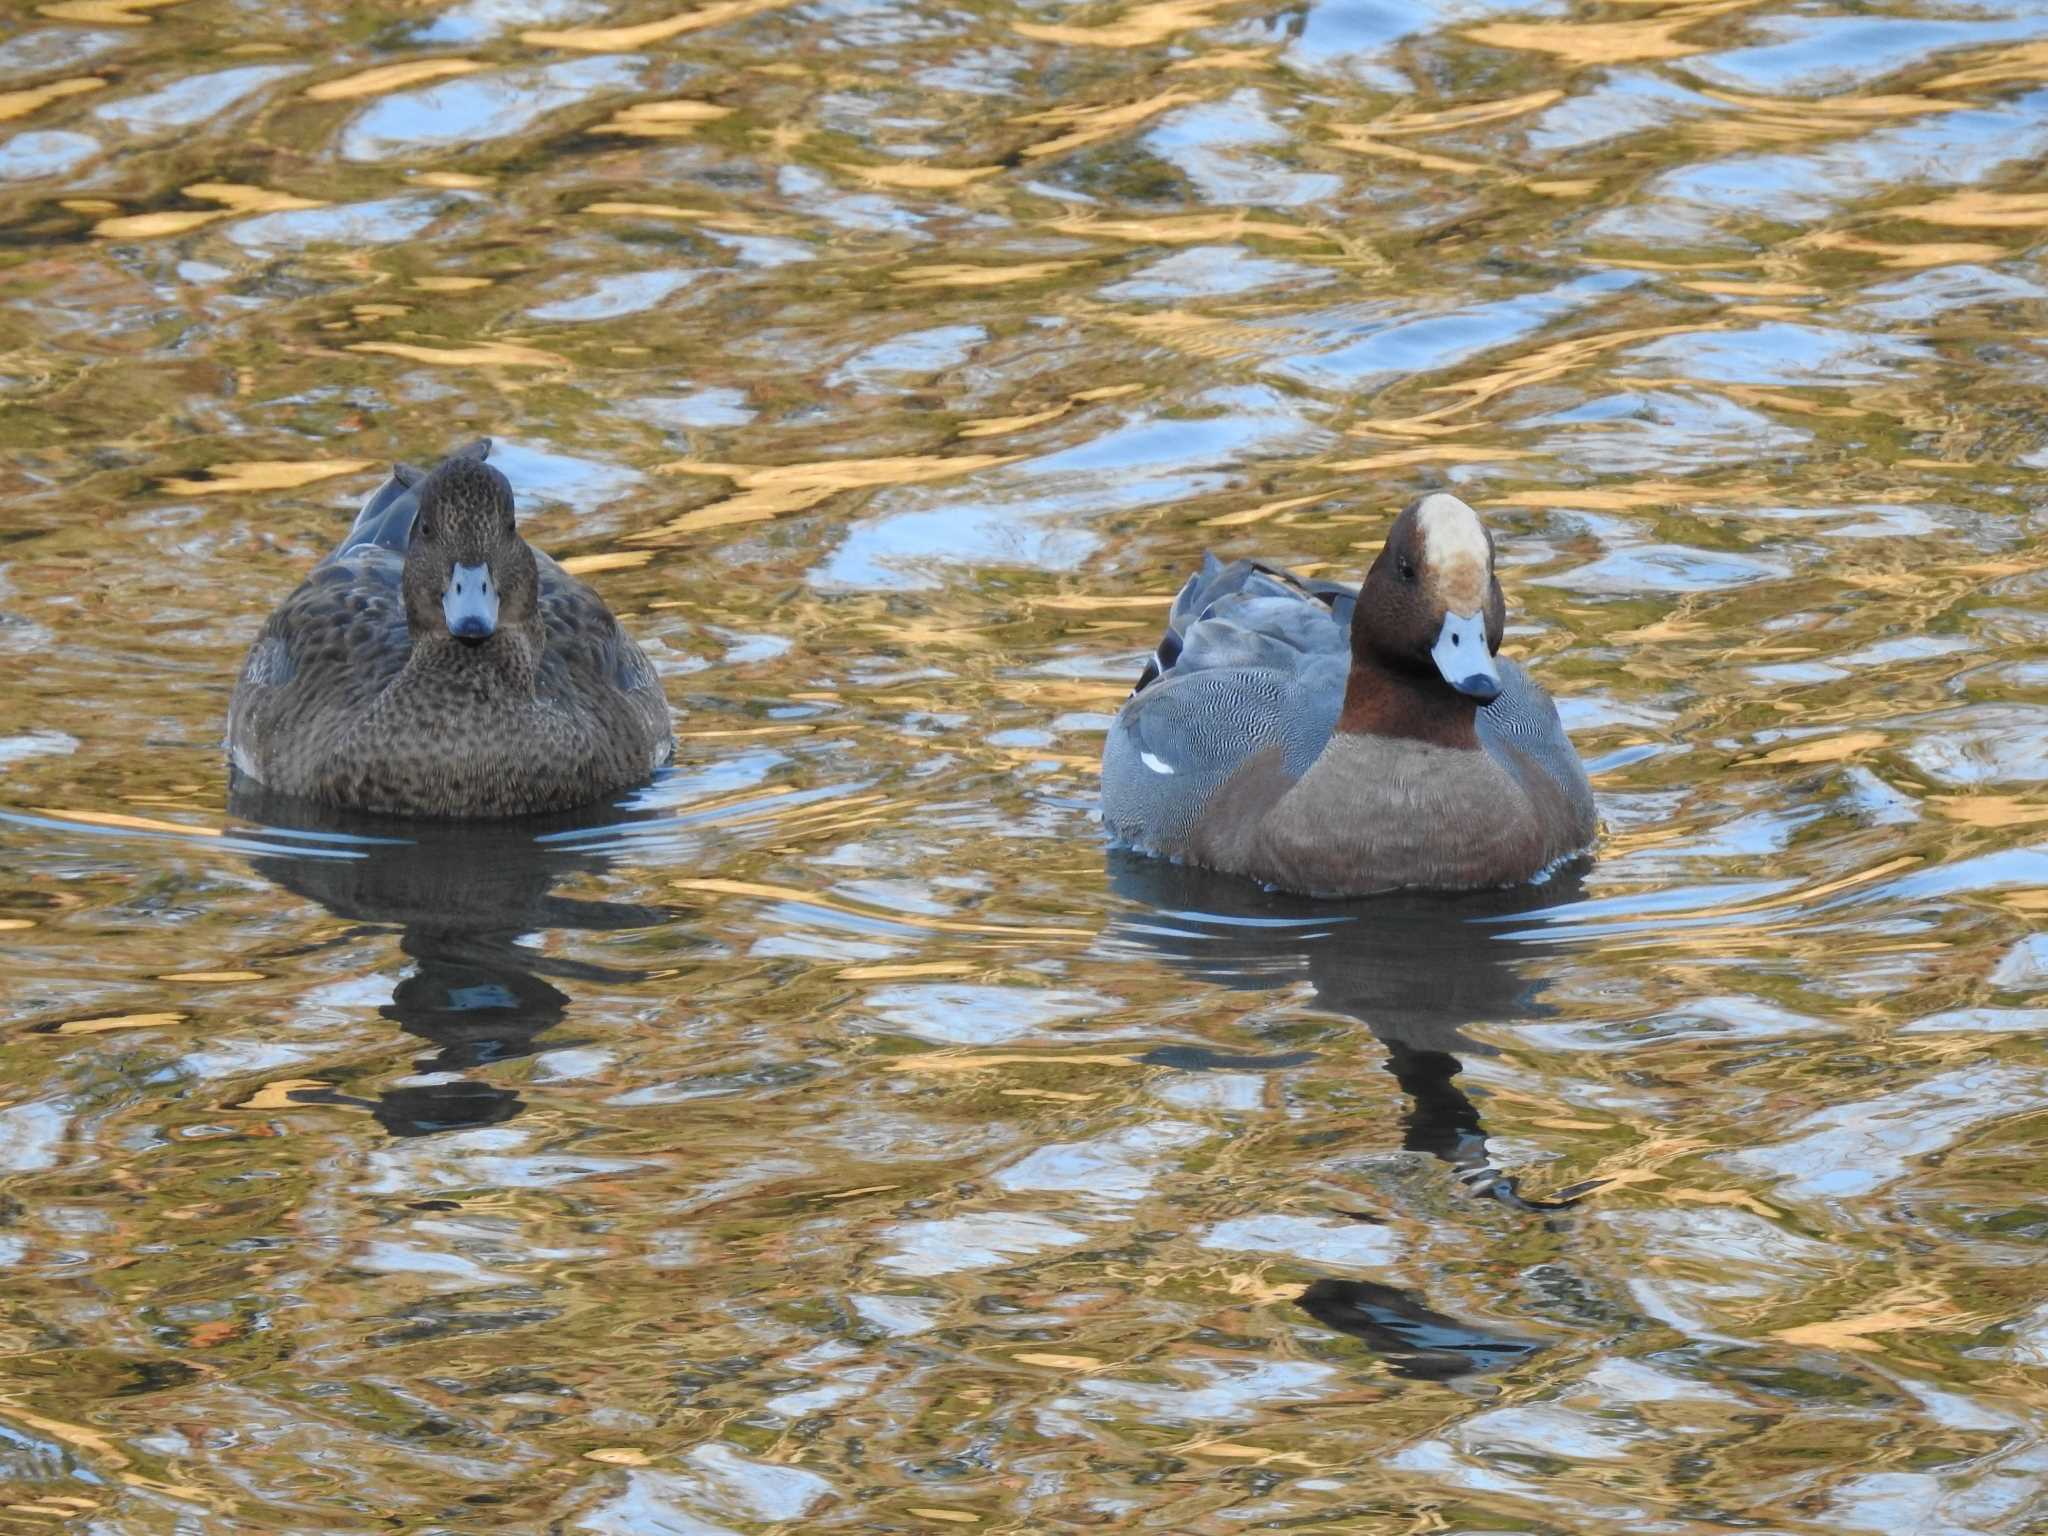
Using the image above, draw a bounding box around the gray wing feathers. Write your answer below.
[1479,659,1596,830]
[1103,665,1341,855]
[1104,671,1283,853]
[241,634,293,687]
[1180,615,1306,677]
[531,552,675,769]
[330,469,421,563]
[1136,555,1350,693]
[1181,595,1346,670]
[1109,552,1356,853]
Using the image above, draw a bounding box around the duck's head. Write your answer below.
[401,455,539,649]
[1352,492,1505,703]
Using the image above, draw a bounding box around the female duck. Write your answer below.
[1100,492,1595,897]
[228,440,673,818]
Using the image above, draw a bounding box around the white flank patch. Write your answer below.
[1140,751,1176,776]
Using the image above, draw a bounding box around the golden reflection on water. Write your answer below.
[3,0,2048,1528]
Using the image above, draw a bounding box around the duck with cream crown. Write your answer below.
[1100,492,1596,897]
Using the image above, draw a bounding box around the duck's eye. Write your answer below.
[417,521,435,541]
[503,516,515,535]
[1398,556,1417,583]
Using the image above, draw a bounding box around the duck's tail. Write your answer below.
[1130,555,1357,696]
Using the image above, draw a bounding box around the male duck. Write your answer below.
[1100,492,1595,897]
[227,439,673,818]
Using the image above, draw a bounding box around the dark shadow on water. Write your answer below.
[228,782,682,1136]
[1103,851,1597,1375]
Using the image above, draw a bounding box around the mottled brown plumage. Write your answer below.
[227,440,673,818]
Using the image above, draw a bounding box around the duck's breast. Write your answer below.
[1246,733,1562,897]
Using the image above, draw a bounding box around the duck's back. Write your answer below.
[1100,553,1593,893]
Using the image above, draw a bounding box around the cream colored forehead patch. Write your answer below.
[1415,492,1489,569]
[1414,492,1489,612]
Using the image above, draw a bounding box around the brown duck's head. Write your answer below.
[401,455,539,649]
[1352,492,1506,702]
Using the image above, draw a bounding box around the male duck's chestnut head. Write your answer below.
[1353,492,1506,702]
[400,457,540,651]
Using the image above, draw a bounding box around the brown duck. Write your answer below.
[227,439,673,817]
[1100,492,1596,897]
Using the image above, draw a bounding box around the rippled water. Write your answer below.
[3,0,2048,1528]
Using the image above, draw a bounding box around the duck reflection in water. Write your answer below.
[1295,1277,1542,1382]
[1106,850,1595,1206]
[1103,852,1594,1375]
[229,784,677,1136]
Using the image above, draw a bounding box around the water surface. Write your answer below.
[3,0,2048,1529]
